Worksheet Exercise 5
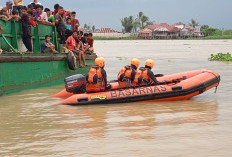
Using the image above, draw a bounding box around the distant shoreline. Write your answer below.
[94,35,232,40]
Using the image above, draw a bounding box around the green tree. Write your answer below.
[205,28,217,36]
[200,25,209,31]
[133,18,141,32]
[84,24,88,29]
[200,25,210,36]
[121,16,134,33]
[87,25,90,31]
[189,19,200,28]
[92,25,96,32]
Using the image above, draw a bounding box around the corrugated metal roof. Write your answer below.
[154,27,169,32]
[140,27,152,33]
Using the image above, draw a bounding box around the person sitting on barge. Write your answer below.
[41,35,58,53]
[66,31,88,68]
[87,33,94,53]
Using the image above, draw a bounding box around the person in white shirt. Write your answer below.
[2,1,13,17]
[30,0,42,5]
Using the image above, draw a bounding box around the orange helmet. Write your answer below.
[145,59,154,69]
[131,58,140,68]
[95,57,105,68]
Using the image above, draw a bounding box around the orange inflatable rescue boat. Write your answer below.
[53,69,220,105]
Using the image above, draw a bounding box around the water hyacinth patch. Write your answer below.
[209,53,232,61]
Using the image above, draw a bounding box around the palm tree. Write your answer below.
[141,15,149,29]
[136,11,152,29]
[145,21,154,27]
[121,12,154,32]
[84,24,88,29]
[133,18,141,32]
[189,19,200,28]
[87,25,90,32]
[138,12,144,21]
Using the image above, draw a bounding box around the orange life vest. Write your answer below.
[117,65,134,88]
[117,65,133,80]
[86,66,105,92]
[134,68,151,84]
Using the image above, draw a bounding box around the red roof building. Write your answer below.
[95,28,117,33]
[167,25,181,32]
[159,23,169,28]
[174,22,185,26]
[141,22,202,39]
[147,24,160,30]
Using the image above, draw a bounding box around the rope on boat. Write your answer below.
[202,70,220,93]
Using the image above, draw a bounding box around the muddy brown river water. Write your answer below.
[0,40,232,157]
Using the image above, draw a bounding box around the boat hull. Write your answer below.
[0,54,95,95]
[59,69,220,105]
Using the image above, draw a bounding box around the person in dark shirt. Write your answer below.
[11,9,21,21]
[13,0,23,16]
[81,33,91,53]
[81,33,87,45]
[55,6,66,44]
[21,6,33,53]
[27,4,34,14]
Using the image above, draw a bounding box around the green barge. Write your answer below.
[0,19,96,95]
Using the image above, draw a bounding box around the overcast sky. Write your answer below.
[1,0,231,30]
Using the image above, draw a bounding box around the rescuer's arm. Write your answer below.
[101,68,107,87]
[131,69,136,81]
[147,70,160,84]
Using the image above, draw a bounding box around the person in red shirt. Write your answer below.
[70,11,80,31]
[87,33,94,53]
[66,31,86,68]
[29,13,36,27]
[53,3,66,19]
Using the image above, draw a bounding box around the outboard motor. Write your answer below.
[65,74,86,94]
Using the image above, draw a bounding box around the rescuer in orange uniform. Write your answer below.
[86,57,107,92]
[117,58,140,87]
[135,59,160,85]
